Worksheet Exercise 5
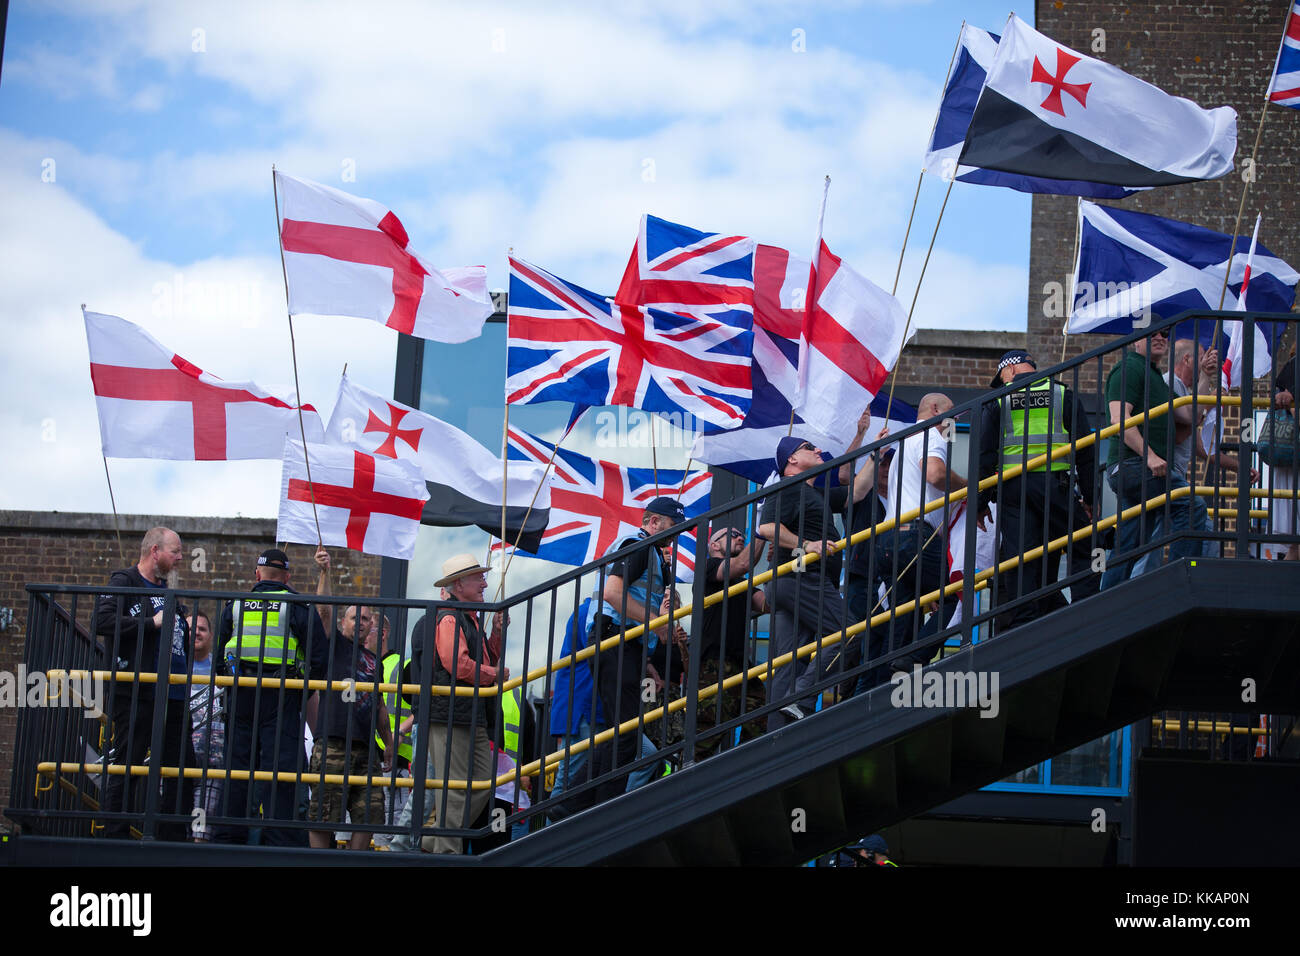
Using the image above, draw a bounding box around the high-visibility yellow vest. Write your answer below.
[501,686,522,759]
[228,587,300,666]
[999,378,1069,473]
[377,652,413,763]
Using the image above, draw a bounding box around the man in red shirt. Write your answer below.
[409,553,508,854]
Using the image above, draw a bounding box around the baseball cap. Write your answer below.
[257,548,290,570]
[644,496,686,524]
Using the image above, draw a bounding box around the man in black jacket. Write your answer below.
[94,526,197,840]
[978,351,1099,631]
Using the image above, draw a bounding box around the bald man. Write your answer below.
[94,526,198,840]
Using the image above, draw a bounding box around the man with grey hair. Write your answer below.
[95,526,197,840]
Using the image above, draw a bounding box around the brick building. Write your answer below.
[0,510,383,829]
[1030,0,1300,371]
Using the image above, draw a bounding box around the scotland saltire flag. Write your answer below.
[1068,200,1298,345]
[1267,3,1300,108]
[923,24,1141,198]
[616,213,756,323]
[496,427,711,581]
[505,256,754,430]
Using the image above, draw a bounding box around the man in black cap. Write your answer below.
[587,496,687,793]
[214,546,332,845]
[978,350,1099,631]
[758,428,880,728]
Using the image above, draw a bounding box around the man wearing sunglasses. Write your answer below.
[758,425,881,729]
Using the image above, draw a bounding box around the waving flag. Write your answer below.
[1222,214,1274,390]
[924,24,1140,198]
[324,374,550,551]
[1067,201,1298,343]
[959,14,1236,188]
[85,310,322,460]
[498,428,711,581]
[505,257,753,429]
[277,439,428,560]
[795,240,908,451]
[1268,2,1300,108]
[615,214,755,322]
[692,250,916,484]
[275,171,493,343]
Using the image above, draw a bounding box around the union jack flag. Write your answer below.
[494,427,711,581]
[505,255,754,429]
[616,214,756,323]
[1268,2,1300,108]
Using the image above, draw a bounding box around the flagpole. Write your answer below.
[1215,102,1270,328]
[676,457,693,502]
[101,454,126,566]
[894,21,966,298]
[496,252,515,601]
[650,414,660,486]
[795,175,832,404]
[498,417,577,583]
[83,304,126,564]
[1059,198,1084,364]
[884,177,954,424]
[271,164,322,546]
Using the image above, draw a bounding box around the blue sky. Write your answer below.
[0,0,1032,524]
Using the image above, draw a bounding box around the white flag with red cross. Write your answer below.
[277,438,429,560]
[275,171,494,343]
[85,310,323,461]
[792,240,907,452]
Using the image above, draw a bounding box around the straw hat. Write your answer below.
[434,552,491,588]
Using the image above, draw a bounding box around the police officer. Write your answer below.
[978,350,1099,631]
[215,547,331,845]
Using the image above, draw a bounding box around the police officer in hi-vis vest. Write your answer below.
[215,547,331,845]
[977,350,1099,632]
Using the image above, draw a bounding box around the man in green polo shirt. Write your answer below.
[1101,328,1198,588]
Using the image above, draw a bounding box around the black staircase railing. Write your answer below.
[6,310,1300,852]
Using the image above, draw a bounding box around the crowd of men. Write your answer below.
[88,329,1293,854]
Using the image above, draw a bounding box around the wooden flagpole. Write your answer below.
[893,22,965,298]
[883,177,954,424]
[271,165,322,546]
[1059,198,1084,364]
[497,417,577,583]
[496,251,514,600]
[676,457,694,502]
[650,413,660,487]
[1213,3,1291,338]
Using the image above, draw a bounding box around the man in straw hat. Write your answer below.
[408,553,508,854]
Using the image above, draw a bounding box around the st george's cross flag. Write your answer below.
[692,245,916,484]
[324,374,551,551]
[1067,200,1297,345]
[498,427,711,581]
[85,310,323,460]
[277,438,428,560]
[505,255,754,430]
[1267,2,1300,108]
[1222,214,1274,390]
[924,23,1140,198]
[959,14,1237,188]
[275,171,494,343]
[795,240,908,451]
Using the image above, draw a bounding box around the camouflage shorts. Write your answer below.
[308,737,386,827]
[693,659,766,762]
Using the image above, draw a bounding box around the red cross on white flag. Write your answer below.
[275,171,494,344]
[85,310,323,460]
[278,439,429,559]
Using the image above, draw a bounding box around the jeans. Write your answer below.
[1102,459,1201,589]
[872,524,947,669]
